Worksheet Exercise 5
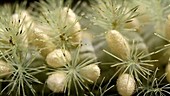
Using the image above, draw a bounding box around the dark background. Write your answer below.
[0,0,39,4]
[0,0,90,7]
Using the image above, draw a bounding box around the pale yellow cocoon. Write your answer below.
[0,60,12,78]
[47,71,66,93]
[12,10,34,32]
[116,5,140,32]
[63,7,80,32]
[62,7,82,46]
[116,73,136,96]
[136,3,150,24]
[105,30,130,60]
[63,7,76,21]
[46,49,71,68]
[12,11,33,49]
[125,18,140,32]
[30,30,56,57]
[79,64,100,83]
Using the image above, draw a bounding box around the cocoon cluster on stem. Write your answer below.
[46,71,66,93]
[79,64,100,83]
[105,30,130,60]
[46,49,71,68]
[116,73,136,96]
[0,60,13,78]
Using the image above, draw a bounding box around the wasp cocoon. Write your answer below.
[62,7,82,46]
[47,71,66,93]
[135,3,150,24]
[105,30,130,60]
[46,49,71,68]
[116,73,136,96]
[11,11,33,49]
[30,30,56,57]
[0,60,12,78]
[70,31,82,46]
[12,10,34,32]
[79,64,100,82]
[62,7,81,32]
[125,18,140,32]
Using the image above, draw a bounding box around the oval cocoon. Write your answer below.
[46,49,71,68]
[116,73,136,96]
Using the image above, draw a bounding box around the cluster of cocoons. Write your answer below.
[42,7,100,93]
[46,64,100,93]
[45,48,100,92]
[105,30,138,96]
[43,44,100,93]
[8,6,100,93]
[2,1,170,95]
